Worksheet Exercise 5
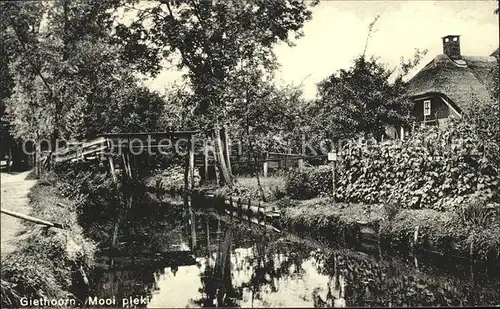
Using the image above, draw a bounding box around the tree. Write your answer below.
[117,0,316,186]
[224,60,305,197]
[0,1,47,169]
[311,52,426,143]
[3,0,166,145]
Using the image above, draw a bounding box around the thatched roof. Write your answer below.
[407,53,497,113]
[491,47,499,57]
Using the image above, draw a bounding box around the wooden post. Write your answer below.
[298,157,304,170]
[204,145,209,183]
[7,147,12,172]
[236,144,241,171]
[107,155,117,183]
[121,151,128,178]
[189,137,195,190]
[259,201,265,226]
[223,126,232,176]
[190,199,197,249]
[247,199,252,221]
[183,144,190,255]
[107,138,123,252]
[229,196,233,221]
[413,225,419,251]
[238,197,243,221]
[331,161,336,203]
[35,140,40,177]
[263,152,268,177]
[126,152,133,179]
[328,152,338,203]
[206,216,210,253]
[184,147,189,193]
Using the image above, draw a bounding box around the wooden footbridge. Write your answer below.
[41,131,307,181]
[36,131,281,234]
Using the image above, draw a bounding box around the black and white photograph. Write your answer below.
[1,0,499,307]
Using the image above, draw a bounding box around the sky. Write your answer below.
[145,0,499,100]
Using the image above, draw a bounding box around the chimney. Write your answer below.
[442,35,461,60]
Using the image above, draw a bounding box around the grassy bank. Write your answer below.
[280,198,500,262]
[145,168,287,202]
[1,172,96,308]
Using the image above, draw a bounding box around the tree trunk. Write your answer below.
[252,151,266,202]
[246,139,265,201]
[213,144,220,186]
[214,128,233,188]
[7,147,12,172]
[223,125,233,176]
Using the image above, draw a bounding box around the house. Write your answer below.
[406,35,498,129]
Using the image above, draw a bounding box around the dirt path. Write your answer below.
[1,171,37,256]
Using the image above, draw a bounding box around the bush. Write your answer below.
[286,115,499,210]
[145,166,186,195]
[285,166,332,199]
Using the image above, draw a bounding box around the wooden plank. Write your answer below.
[189,138,195,190]
[81,137,107,149]
[97,131,199,138]
[1,208,65,229]
[63,145,108,163]
[53,137,106,158]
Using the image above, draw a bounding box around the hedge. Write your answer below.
[286,118,499,211]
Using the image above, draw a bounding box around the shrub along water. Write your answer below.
[280,198,500,261]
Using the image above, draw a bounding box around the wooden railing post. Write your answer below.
[259,201,265,226]
[247,199,252,221]
[203,145,208,183]
[229,196,233,221]
[189,137,195,190]
[238,197,242,221]
[263,152,269,177]
[190,198,197,250]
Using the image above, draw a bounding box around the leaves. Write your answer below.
[286,101,499,210]
[308,55,419,142]
[3,0,166,141]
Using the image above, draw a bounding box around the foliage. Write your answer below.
[282,200,383,243]
[380,207,500,261]
[228,79,306,155]
[145,165,187,196]
[285,165,332,200]
[214,176,287,202]
[308,54,425,142]
[286,101,499,211]
[2,0,165,143]
[119,0,315,123]
[281,197,500,261]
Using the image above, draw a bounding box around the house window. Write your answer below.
[423,100,431,116]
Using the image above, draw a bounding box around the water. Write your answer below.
[87,198,500,308]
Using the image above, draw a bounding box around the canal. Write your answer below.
[85,195,500,307]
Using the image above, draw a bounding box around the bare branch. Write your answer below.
[362,14,380,58]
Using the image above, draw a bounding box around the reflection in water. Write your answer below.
[89,201,500,308]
